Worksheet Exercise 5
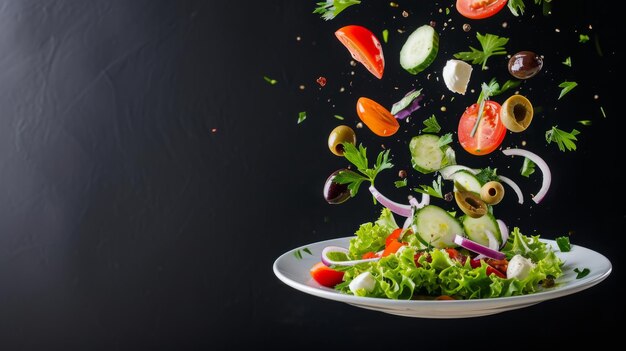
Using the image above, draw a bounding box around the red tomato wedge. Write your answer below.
[458,100,506,155]
[385,228,403,247]
[456,0,508,19]
[335,25,385,79]
[310,262,344,287]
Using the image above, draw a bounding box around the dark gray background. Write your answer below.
[0,0,622,349]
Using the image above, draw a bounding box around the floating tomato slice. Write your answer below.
[335,25,385,79]
[356,97,399,137]
[456,0,508,19]
[458,100,506,155]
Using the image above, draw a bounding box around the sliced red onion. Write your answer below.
[321,246,380,266]
[454,235,505,260]
[497,219,509,247]
[409,194,430,209]
[498,175,524,205]
[369,185,412,217]
[391,89,424,120]
[473,230,499,260]
[502,148,551,204]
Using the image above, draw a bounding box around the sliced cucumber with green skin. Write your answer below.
[451,170,482,193]
[410,134,452,174]
[462,213,502,248]
[414,205,463,249]
[400,25,439,75]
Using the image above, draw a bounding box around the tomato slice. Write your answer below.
[335,25,385,79]
[456,0,508,19]
[356,97,399,137]
[458,100,506,155]
[310,262,345,287]
[385,228,403,247]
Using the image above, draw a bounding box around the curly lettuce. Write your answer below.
[348,208,397,258]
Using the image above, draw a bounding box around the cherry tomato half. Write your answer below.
[356,97,399,137]
[458,100,506,155]
[335,25,385,79]
[456,0,508,19]
[310,262,345,287]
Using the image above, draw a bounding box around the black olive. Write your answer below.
[508,51,543,79]
[323,169,351,204]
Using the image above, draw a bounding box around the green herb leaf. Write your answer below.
[558,81,578,99]
[579,34,590,43]
[577,120,592,126]
[334,114,345,120]
[475,167,499,184]
[337,143,393,197]
[496,80,521,95]
[521,157,536,177]
[437,133,453,147]
[454,32,509,70]
[382,29,389,43]
[294,250,302,260]
[297,111,307,124]
[562,56,572,67]
[413,176,443,199]
[394,179,408,188]
[445,7,450,15]
[302,248,312,255]
[574,267,590,279]
[600,106,607,118]
[555,236,571,252]
[313,0,361,20]
[546,126,580,152]
[508,0,526,16]
[422,114,441,133]
[263,76,278,85]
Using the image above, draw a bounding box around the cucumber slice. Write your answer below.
[409,134,451,174]
[450,170,482,193]
[400,25,439,75]
[462,213,502,248]
[414,205,463,248]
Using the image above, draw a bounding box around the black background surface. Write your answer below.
[0,0,622,349]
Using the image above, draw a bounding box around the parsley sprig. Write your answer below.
[413,175,443,199]
[546,126,580,151]
[454,33,509,70]
[422,115,441,133]
[334,143,393,198]
[313,0,361,21]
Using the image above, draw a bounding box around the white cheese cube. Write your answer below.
[442,59,473,95]
[506,254,535,280]
[349,272,376,294]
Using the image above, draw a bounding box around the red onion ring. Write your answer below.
[454,235,505,260]
[502,148,551,204]
[369,185,412,217]
[498,175,524,205]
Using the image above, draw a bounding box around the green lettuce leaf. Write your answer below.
[348,208,397,257]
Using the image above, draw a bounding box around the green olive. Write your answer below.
[328,125,356,156]
[501,95,533,132]
[454,190,487,218]
[480,181,505,205]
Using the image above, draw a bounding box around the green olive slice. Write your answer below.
[480,181,505,205]
[501,95,533,132]
[328,125,357,156]
[454,190,487,218]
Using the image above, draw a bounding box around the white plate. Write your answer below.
[273,237,612,318]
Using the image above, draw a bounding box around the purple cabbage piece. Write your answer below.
[391,89,423,120]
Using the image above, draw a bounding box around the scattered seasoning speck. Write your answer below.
[462,23,471,32]
[296,36,301,41]
[593,94,599,100]
[263,76,277,85]
[429,20,436,27]
[297,111,306,124]
[438,8,442,13]
[398,170,407,178]
[349,60,357,67]
[588,24,593,30]
[211,128,217,133]
[299,85,306,90]
[440,106,447,112]
[402,10,409,17]
[521,140,527,146]
[444,192,453,202]
[389,2,398,7]
[356,122,363,129]
[555,28,560,33]
[316,76,327,87]
[445,7,450,15]
[502,22,508,28]
[339,87,345,92]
